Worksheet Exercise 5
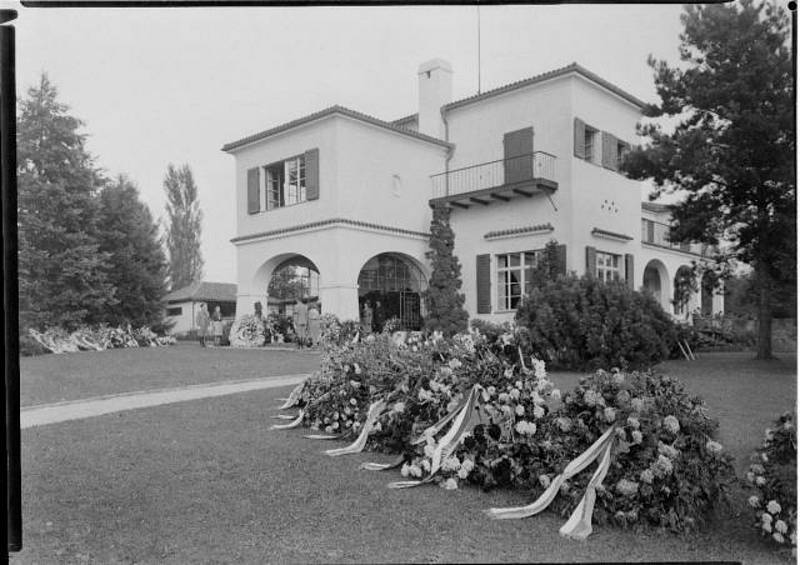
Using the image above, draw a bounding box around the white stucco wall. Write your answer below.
[165,300,196,335]
[231,117,340,240]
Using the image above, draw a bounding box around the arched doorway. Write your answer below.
[267,255,320,317]
[642,259,667,309]
[358,253,427,331]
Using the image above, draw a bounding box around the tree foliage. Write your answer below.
[17,74,117,330]
[423,205,469,336]
[96,175,170,327]
[622,0,794,358]
[164,163,204,290]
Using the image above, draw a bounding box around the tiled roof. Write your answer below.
[391,113,418,129]
[444,62,648,112]
[591,227,634,241]
[221,105,452,153]
[165,281,237,303]
[641,201,672,213]
[484,223,554,240]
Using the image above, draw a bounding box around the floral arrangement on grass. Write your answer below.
[28,324,175,354]
[746,411,796,555]
[229,314,266,348]
[274,319,735,539]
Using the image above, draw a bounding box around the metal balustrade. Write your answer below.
[431,152,557,200]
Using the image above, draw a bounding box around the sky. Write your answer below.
[14,3,688,283]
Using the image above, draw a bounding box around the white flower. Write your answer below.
[498,393,510,404]
[332,421,339,430]
[515,405,525,416]
[457,468,469,480]
[751,463,765,474]
[663,415,680,434]
[515,380,523,390]
[461,459,474,473]
[767,500,782,515]
[408,464,422,478]
[748,496,760,508]
[354,363,362,375]
[325,425,333,434]
[420,459,431,473]
[762,512,773,524]
[776,520,789,534]
[761,452,769,463]
[532,359,547,379]
[514,420,536,436]
[705,440,723,455]
[631,398,645,413]
[442,456,461,473]
[556,417,572,432]
[756,476,767,486]
[612,371,625,385]
[533,405,545,419]
[604,407,617,423]
[353,421,362,430]
[627,416,640,429]
[345,420,352,428]
[550,388,561,401]
[746,471,755,483]
[631,430,643,445]
[392,402,405,414]
[333,412,340,420]
[442,478,458,490]
[531,391,545,405]
[509,388,521,400]
[448,358,462,370]
[773,532,786,544]
[400,463,410,477]
[762,521,773,533]
[344,407,352,416]
[487,386,496,396]
[640,469,654,484]
[615,478,639,497]
[538,474,551,489]
[373,422,382,432]
[424,444,436,458]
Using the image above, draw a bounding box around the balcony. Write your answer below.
[641,219,715,257]
[430,152,558,208]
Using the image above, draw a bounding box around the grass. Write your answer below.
[11,349,797,564]
[19,344,321,407]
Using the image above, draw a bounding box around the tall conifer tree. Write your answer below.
[163,163,204,290]
[423,205,469,336]
[17,74,116,330]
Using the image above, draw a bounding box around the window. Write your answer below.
[496,250,542,311]
[166,306,182,316]
[265,154,306,210]
[616,140,629,168]
[596,251,621,283]
[584,126,598,162]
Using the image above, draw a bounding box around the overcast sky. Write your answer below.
[15,4,687,283]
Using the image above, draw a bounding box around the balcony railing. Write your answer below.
[641,219,715,257]
[431,152,557,200]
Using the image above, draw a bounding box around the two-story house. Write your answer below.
[222,59,723,328]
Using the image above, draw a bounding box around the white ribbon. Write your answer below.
[270,410,304,430]
[325,400,386,457]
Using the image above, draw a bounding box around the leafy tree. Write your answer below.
[423,204,469,336]
[529,239,563,287]
[96,175,169,326]
[17,74,116,331]
[622,0,794,359]
[163,163,204,290]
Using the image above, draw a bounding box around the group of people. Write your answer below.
[195,303,223,347]
[292,297,321,348]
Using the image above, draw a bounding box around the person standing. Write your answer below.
[361,301,373,334]
[196,302,210,347]
[293,297,309,347]
[373,299,385,333]
[211,305,223,346]
[307,302,321,346]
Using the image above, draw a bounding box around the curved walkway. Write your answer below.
[21,373,308,429]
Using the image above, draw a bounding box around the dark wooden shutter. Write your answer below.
[585,246,597,278]
[247,168,260,214]
[503,127,534,185]
[625,253,635,289]
[305,148,320,201]
[602,131,618,171]
[476,254,491,314]
[646,219,654,243]
[573,118,586,159]
[556,244,567,275]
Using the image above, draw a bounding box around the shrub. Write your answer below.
[516,275,677,370]
[745,411,796,554]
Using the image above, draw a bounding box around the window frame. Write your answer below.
[495,249,543,312]
[584,125,599,163]
[595,251,622,283]
[262,153,308,211]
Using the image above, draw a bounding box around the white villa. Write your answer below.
[222,60,723,328]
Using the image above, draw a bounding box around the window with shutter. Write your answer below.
[625,254,634,289]
[556,244,567,275]
[305,148,319,200]
[247,168,260,214]
[585,246,597,278]
[573,118,585,159]
[476,254,491,314]
[602,131,618,171]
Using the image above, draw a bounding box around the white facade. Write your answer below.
[224,61,723,326]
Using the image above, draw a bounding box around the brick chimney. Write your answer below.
[417,58,452,139]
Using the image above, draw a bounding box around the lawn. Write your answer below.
[19,344,321,407]
[11,348,796,564]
